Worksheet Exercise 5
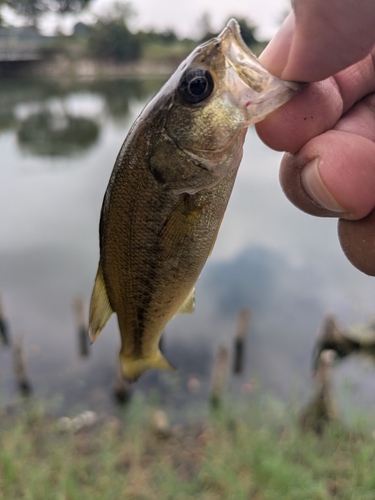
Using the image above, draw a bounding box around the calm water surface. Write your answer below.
[1,77,375,419]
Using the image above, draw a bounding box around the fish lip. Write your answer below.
[218,18,254,59]
[215,17,302,123]
[218,18,301,95]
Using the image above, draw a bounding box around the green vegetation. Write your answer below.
[0,0,268,71]
[88,17,141,63]
[1,398,375,499]
[0,0,91,27]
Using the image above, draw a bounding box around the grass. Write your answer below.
[1,397,375,499]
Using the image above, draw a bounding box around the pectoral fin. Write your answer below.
[157,197,203,261]
[120,350,175,382]
[175,287,195,315]
[89,263,113,343]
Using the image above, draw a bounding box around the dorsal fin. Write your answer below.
[89,263,113,343]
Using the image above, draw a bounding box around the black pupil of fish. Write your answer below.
[189,77,208,96]
[179,68,213,104]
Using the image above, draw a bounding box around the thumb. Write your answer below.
[260,0,375,82]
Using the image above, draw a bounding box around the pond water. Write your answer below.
[1,76,375,419]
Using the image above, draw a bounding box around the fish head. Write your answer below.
[160,18,301,155]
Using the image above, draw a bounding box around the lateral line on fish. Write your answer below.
[126,167,150,354]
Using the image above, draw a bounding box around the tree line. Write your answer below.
[0,0,260,63]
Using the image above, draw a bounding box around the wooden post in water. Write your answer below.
[210,345,229,409]
[113,361,132,404]
[0,295,10,346]
[233,308,250,375]
[159,331,165,355]
[299,349,338,434]
[13,336,32,397]
[73,296,89,357]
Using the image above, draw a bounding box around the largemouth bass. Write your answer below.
[89,19,300,381]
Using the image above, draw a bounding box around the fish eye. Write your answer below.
[178,68,214,105]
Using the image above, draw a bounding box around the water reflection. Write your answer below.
[1,77,375,418]
[18,108,100,156]
[0,78,164,158]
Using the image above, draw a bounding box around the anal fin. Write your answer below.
[175,287,195,315]
[89,263,113,343]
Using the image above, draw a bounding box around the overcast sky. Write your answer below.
[4,0,291,40]
[114,0,291,39]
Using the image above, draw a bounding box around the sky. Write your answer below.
[3,0,291,40]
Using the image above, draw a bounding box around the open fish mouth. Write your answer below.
[218,19,301,124]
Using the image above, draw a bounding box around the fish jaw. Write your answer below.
[219,19,301,125]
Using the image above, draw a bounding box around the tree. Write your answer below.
[88,2,141,62]
[233,17,258,47]
[89,19,141,62]
[198,14,258,48]
[198,12,216,42]
[1,0,92,27]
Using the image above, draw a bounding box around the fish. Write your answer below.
[89,19,301,382]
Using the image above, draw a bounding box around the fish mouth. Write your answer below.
[218,18,301,124]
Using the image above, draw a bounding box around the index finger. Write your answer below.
[259,0,375,82]
[256,54,375,153]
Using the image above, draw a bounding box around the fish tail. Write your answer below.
[120,350,175,382]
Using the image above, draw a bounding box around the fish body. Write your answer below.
[89,19,300,381]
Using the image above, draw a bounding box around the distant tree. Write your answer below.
[137,28,179,45]
[198,14,258,47]
[89,19,141,62]
[235,17,258,47]
[73,21,91,37]
[198,12,216,42]
[88,2,141,62]
[0,0,92,27]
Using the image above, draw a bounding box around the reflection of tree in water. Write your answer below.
[17,109,99,156]
[90,78,164,120]
[1,77,165,157]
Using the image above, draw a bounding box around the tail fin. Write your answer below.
[120,350,175,382]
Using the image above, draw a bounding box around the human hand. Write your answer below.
[255,0,375,275]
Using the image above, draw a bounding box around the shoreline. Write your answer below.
[0,55,177,81]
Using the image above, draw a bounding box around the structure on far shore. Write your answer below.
[0,26,55,74]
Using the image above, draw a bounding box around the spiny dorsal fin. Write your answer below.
[176,287,195,315]
[89,263,113,343]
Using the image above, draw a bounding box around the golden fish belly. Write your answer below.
[100,160,238,361]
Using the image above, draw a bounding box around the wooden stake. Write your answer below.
[73,296,89,357]
[159,331,165,354]
[13,336,32,397]
[233,308,250,374]
[210,345,229,409]
[0,295,10,346]
[312,314,357,370]
[113,361,132,405]
[300,350,338,434]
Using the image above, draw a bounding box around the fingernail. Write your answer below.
[301,158,345,212]
[259,12,295,78]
